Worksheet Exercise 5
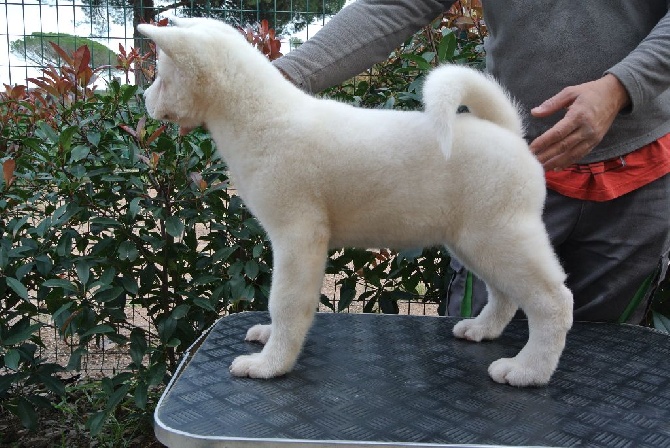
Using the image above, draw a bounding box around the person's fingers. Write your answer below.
[542,138,594,172]
[530,87,578,118]
[529,114,580,157]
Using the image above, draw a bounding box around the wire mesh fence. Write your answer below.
[1,0,347,86]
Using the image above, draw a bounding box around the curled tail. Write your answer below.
[422,64,524,158]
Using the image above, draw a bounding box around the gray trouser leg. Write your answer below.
[444,173,670,323]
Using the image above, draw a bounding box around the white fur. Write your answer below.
[138,18,573,387]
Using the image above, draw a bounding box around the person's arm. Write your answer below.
[273,0,456,93]
[530,8,670,171]
[606,8,670,114]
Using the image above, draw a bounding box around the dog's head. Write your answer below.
[137,17,251,131]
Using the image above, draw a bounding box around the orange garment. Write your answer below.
[545,133,670,201]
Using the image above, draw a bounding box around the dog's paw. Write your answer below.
[488,357,551,387]
[245,324,272,344]
[229,353,285,379]
[453,319,501,342]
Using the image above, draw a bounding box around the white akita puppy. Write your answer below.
[138,18,573,387]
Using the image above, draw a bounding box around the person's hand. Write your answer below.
[529,74,630,171]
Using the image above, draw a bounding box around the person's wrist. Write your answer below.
[603,73,631,112]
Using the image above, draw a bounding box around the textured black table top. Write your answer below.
[154,312,670,448]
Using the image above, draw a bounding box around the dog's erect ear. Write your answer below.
[137,23,199,69]
[168,16,223,30]
[168,16,196,28]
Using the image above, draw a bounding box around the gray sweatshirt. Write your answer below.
[273,0,670,164]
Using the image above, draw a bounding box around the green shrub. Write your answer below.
[0,42,271,435]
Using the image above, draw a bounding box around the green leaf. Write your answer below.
[17,397,38,432]
[130,347,145,368]
[16,262,35,281]
[87,131,101,147]
[0,247,7,269]
[80,324,115,338]
[134,381,148,410]
[75,261,90,287]
[652,311,670,333]
[90,217,121,228]
[34,217,52,239]
[93,286,124,303]
[193,297,216,312]
[438,31,457,62]
[11,216,30,238]
[69,164,86,178]
[106,383,131,410]
[8,246,32,258]
[147,361,167,387]
[252,244,265,258]
[165,216,184,238]
[120,276,138,295]
[121,84,138,103]
[337,279,357,312]
[59,126,79,153]
[245,260,260,280]
[193,274,219,285]
[36,121,59,143]
[66,347,86,371]
[400,53,431,70]
[421,51,436,63]
[69,145,90,163]
[129,197,142,218]
[320,294,335,311]
[35,255,53,276]
[36,372,66,397]
[213,246,238,263]
[99,267,116,286]
[4,349,21,370]
[86,410,108,436]
[157,316,177,343]
[379,291,400,314]
[6,277,28,301]
[56,232,73,256]
[42,278,78,292]
[4,323,42,345]
[171,304,190,320]
[118,240,139,262]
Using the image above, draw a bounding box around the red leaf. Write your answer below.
[136,116,147,141]
[145,125,166,145]
[260,19,269,36]
[118,124,137,138]
[3,159,16,188]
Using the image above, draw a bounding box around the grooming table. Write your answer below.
[154,312,670,448]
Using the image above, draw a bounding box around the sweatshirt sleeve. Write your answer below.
[606,7,670,113]
[273,0,456,93]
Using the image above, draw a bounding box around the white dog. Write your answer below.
[138,18,573,387]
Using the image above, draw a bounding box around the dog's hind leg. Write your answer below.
[450,227,573,386]
[486,280,572,386]
[453,286,517,342]
[229,228,329,379]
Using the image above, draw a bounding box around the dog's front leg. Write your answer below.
[230,232,328,379]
